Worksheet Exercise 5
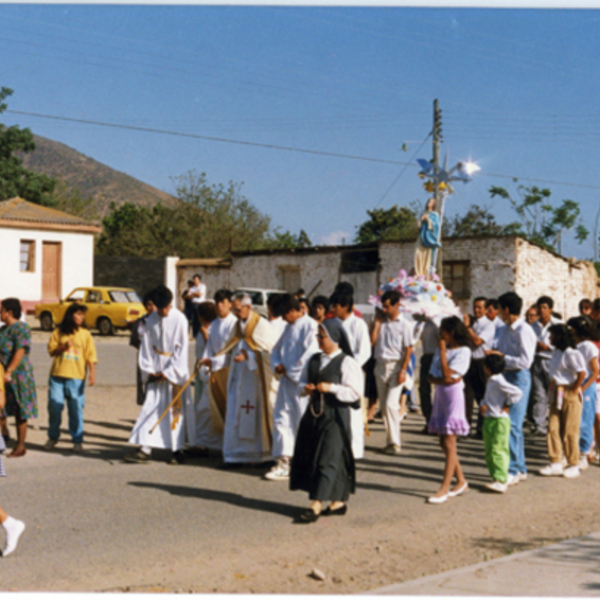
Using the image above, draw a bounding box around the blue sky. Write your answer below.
[2,4,600,259]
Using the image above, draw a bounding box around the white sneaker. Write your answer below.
[2,519,25,558]
[507,473,520,486]
[264,464,290,481]
[517,472,528,482]
[383,444,401,455]
[563,465,581,479]
[579,456,589,470]
[539,463,564,476]
[43,439,58,451]
[485,481,508,493]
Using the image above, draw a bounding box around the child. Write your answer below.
[44,303,97,452]
[427,316,472,504]
[567,316,599,470]
[481,354,522,493]
[0,364,26,557]
[539,324,586,478]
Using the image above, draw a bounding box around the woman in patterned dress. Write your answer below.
[0,363,26,557]
[0,298,37,458]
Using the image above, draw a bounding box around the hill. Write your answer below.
[21,135,178,217]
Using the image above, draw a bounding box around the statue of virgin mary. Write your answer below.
[414,197,441,277]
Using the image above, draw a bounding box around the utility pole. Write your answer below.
[432,98,443,276]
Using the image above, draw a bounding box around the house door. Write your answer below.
[42,242,62,300]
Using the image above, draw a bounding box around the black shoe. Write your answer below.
[322,504,347,517]
[169,451,186,465]
[297,509,320,523]
[184,447,210,458]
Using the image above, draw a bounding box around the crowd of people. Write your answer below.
[1,283,599,553]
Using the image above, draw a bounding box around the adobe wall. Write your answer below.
[514,238,599,319]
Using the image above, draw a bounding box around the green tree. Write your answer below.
[443,205,521,237]
[267,228,312,249]
[0,87,56,204]
[489,184,589,252]
[51,179,99,221]
[354,204,419,243]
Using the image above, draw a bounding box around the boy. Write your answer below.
[481,354,522,493]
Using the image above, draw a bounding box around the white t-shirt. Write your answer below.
[190,283,207,304]
[549,348,586,386]
[429,346,472,380]
[577,340,599,381]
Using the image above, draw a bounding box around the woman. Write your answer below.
[414,197,441,277]
[310,296,329,325]
[0,298,37,458]
[45,303,97,452]
[427,316,472,504]
[290,319,363,523]
[0,363,26,557]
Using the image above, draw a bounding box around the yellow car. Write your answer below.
[35,287,146,335]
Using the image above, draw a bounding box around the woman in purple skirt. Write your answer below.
[427,316,472,504]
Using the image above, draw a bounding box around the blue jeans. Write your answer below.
[48,376,86,443]
[504,369,531,475]
[580,383,596,454]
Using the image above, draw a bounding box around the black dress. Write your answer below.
[290,352,356,502]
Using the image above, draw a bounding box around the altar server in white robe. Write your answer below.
[125,285,190,464]
[265,294,319,481]
[191,290,237,455]
[267,293,287,343]
[330,291,370,460]
[216,292,279,465]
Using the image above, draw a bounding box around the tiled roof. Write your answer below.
[0,197,101,232]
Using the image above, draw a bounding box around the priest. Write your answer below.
[125,285,190,465]
[216,292,279,466]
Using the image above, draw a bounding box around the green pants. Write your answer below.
[483,417,511,483]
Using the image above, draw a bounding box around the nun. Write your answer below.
[290,318,363,523]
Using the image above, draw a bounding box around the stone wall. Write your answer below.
[175,261,232,310]
[514,238,599,319]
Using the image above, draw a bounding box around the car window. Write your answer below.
[86,291,102,303]
[234,290,263,306]
[66,290,85,302]
[108,291,129,303]
[126,292,142,303]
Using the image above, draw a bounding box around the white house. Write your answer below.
[0,197,101,313]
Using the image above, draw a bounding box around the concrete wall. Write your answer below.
[94,256,165,298]
[514,238,599,319]
[0,226,94,303]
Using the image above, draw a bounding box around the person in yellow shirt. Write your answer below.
[0,365,26,557]
[44,303,97,453]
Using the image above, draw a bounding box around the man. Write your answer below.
[416,317,438,432]
[125,285,190,464]
[592,298,600,323]
[463,296,495,438]
[371,290,414,454]
[525,305,539,325]
[181,280,195,330]
[579,298,593,317]
[187,274,207,338]
[487,291,536,486]
[216,292,279,466]
[194,289,238,456]
[486,298,504,342]
[267,293,287,341]
[528,295,561,436]
[265,294,318,480]
[330,291,370,460]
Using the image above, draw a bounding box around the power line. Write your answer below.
[5,109,414,167]
[6,108,600,192]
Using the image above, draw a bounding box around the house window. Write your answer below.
[442,261,470,300]
[20,240,35,272]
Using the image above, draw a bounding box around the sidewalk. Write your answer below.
[368,531,600,596]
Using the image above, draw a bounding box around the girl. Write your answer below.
[0,364,26,557]
[0,298,37,458]
[44,303,98,452]
[290,319,363,523]
[427,316,472,504]
[539,324,585,478]
[566,316,599,470]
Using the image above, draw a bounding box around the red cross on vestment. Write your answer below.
[241,400,255,414]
